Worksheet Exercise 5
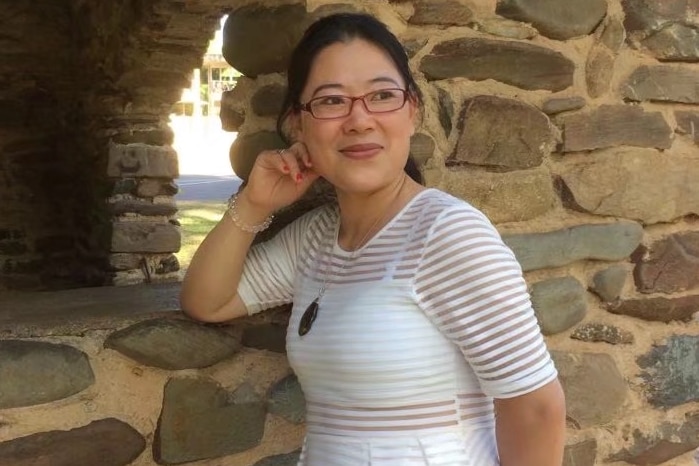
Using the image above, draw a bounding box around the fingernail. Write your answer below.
[282,164,289,172]
[296,173,303,182]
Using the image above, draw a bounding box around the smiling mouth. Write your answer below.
[339,144,382,159]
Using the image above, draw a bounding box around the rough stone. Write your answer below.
[503,222,644,272]
[112,129,174,146]
[638,335,699,407]
[267,374,306,424]
[0,340,94,409]
[111,221,180,253]
[420,38,575,92]
[156,254,180,274]
[409,0,473,26]
[242,324,287,353]
[623,65,699,103]
[641,23,699,62]
[675,111,699,144]
[496,0,608,40]
[110,199,177,217]
[251,84,285,117]
[530,277,587,335]
[622,0,694,32]
[311,3,363,19]
[551,351,627,428]
[109,253,142,271]
[440,167,557,224]
[0,418,146,466]
[222,4,312,77]
[410,133,435,167]
[563,439,597,466]
[559,148,699,224]
[229,131,286,182]
[137,179,178,198]
[633,231,699,294]
[403,38,428,58]
[107,143,178,178]
[105,318,240,370]
[155,378,266,464]
[571,323,635,345]
[112,178,138,195]
[607,294,699,323]
[220,91,245,132]
[599,17,627,52]
[542,96,586,115]
[586,45,616,98]
[253,451,302,466]
[450,95,554,170]
[608,411,699,465]
[437,87,454,137]
[591,265,628,302]
[470,17,538,40]
[561,105,672,152]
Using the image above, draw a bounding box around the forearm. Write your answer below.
[495,381,567,466]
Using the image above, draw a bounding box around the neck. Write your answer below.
[335,175,421,250]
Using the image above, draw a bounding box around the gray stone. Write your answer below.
[155,378,266,464]
[253,450,302,466]
[155,254,180,275]
[559,148,699,224]
[222,4,311,77]
[496,0,607,40]
[420,38,575,92]
[542,96,586,115]
[561,105,672,152]
[503,222,644,272]
[641,23,699,62]
[0,418,146,466]
[409,0,473,26]
[251,84,286,117]
[622,0,695,33]
[110,199,177,217]
[607,294,699,323]
[450,96,554,170]
[530,277,587,335]
[623,65,699,103]
[403,38,428,58]
[112,178,138,195]
[551,351,627,428]
[633,231,699,294]
[267,374,306,424]
[440,167,557,224]
[105,318,240,370]
[599,17,627,53]
[410,133,435,167]
[107,143,178,178]
[586,45,616,98]
[638,335,699,407]
[563,439,597,466]
[242,324,287,353]
[229,131,286,182]
[470,17,538,40]
[111,221,180,253]
[608,411,699,465]
[675,111,699,144]
[437,87,454,137]
[138,179,178,198]
[591,265,628,302]
[571,323,635,345]
[0,340,94,409]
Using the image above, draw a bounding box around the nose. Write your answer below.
[342,98,374,133]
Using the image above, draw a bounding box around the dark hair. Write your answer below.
[276,13,424,184]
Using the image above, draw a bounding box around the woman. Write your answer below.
[181,13,566,466]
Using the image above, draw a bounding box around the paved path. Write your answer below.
[176,174,242,202]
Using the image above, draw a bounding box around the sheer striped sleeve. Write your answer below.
[238,207,321,316]
[413,205,557,398]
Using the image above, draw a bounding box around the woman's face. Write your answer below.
[292,38,417,194]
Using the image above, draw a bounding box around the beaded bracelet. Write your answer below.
[225,193,274,233]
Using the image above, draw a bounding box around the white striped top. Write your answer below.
[239,189,557,465]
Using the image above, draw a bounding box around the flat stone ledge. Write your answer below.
[0,282,183,338]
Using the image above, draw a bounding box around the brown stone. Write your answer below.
[559,148,699,224]
[675,111,699,144]
[110,199,177,217]
[471,18,538,40]
[641,23,699,62]
[571,323,635,345]
[622,0,696,32]
[586,45,616,98]
[496,0,607,40]
[542,96,586,115]
[561,105,672,152]
[111,221,180,253]
[251,84,285,117]
[633,231,699,293]
[599,17,627,53]
[607,294,699,322]
[310,3,363,19]
[420,38,575,92]
[109,253,142,271]
[409,0,473,26]
[137,179,178,197]
[107,143,179,178]
[410,133,435,167]
[220,90,245,132]
[229,131,286,182]
[0,418,145,466]
[403,38,428,58]
[450,96,554,170]
[437,87,455,137]
[563,439,597,466]
[623,65,699,103]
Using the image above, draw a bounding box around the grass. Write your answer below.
[176,201,226,273]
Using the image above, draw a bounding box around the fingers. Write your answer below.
[276,143,314,184]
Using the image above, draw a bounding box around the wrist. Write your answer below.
[225,193,274,233]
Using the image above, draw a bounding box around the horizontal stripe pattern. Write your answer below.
[238,189,556,465]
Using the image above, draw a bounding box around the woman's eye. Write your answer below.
[371,90,399,101]
[316,96,346,106]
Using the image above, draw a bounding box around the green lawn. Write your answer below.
[176,201,226,272]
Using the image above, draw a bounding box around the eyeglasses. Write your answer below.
[298,88,409,119]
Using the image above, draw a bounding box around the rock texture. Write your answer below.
[530,277,587,335]
[496,0,608,40]
[267,374,306,424]
[633,231,699,294]
[608,294,699,323]
[638,335,699,408]
[623,65,699,103]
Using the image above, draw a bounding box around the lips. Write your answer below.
[339,143,383,159]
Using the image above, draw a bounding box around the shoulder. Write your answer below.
[411,189,499,238]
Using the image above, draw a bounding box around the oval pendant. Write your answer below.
[298,298,319,336]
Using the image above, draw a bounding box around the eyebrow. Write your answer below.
[310,76,402,97]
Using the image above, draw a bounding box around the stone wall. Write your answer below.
[0,0,698,465]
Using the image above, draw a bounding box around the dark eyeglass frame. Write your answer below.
[297,88,409,120]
